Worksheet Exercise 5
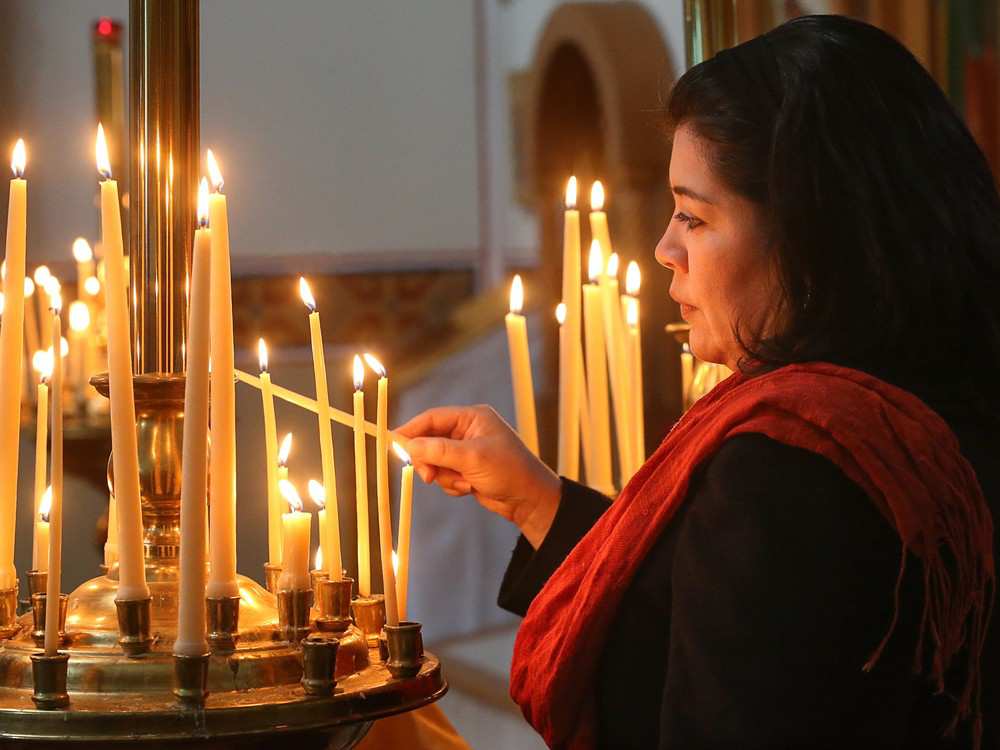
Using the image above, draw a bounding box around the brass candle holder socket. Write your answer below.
[301,636,340,696]
[384,621,424,679]
[30,652,70,709]
[310,568,329,591]
[315,577,353,633]
[31,593,69,647]
[173,652,211,706]
[277,588,314,644]
[350,595,385,646]
[26,570,48,596]
[0,585,19,639]
[115,597,153,656]
[263,563,282,594]
[206,595,241,653]
[378,631,389,662]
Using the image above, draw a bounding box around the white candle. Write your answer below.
[32,358,51,571]
[602,253,631,480]
[680,343,694,412]
[582,241,613,495]
[44,299,63,656]
[625,262,644,467]
[364,353,399,626]
[298,278,343,582]
[104,493,118,568]
[393,442,414,621]
[351,355,371,596]
[33,265,51,351]
[206,148,238,599]
[68,301,90,400]
[34,487,51,573]
[277,480,311,591]
[0,139,27,590]
[558,177,582,480]
[72,238,95,308]
[23,278,39,378]
[258,339,282,566]
[175,181,212,658]
[504,275,539,455]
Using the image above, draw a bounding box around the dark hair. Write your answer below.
[667,15,1000,416]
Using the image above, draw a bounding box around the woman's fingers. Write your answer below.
[406,436,476,474]
[395,406,474,440]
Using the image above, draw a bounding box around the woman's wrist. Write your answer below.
[514,469,562,549]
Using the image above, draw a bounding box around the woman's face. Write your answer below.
[655,124,779,369]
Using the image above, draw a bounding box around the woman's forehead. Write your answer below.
[669,126,719,205]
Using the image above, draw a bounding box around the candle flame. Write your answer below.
[682,342,691,354]
[509,274,524,314]
[50,290,63,314]
[84,276,101,296]
[33,350,53,380]
[69,300,90,332]
[39,486,52,523]
[353,354,364,391]
[60,336,69,357]
[23,277,34,298]
[11,138,25,178]
[96,123,112,179]
[72,238,93,263]
[625,260,641,296]
[278,432,293,466]
[314,546,323,571]
[197,177,210,227]
[363,353,386,378]
[392,550,398,576]
[555,302,566,325]
[626,298,639,327]
[33,266,51,287]
[588,240,603,282]
[392,441,411,465]
[565,176,577,209]
[44,276,61,298]
[606,253,619,278]
[307,479,326,508]
[591,180,605,211]
[298,277,316,312]
[278,479,304,512]
[206,148,224,192]
[257,338,269,373]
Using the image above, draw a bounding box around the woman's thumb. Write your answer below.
[405,436,473,474]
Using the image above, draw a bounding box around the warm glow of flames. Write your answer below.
[565,176,577,209]
[353,354,364,391]
[278,432,293,466]
[682,342,691,354]
[307,479,325,508]
[298,277,316,312]
[278,479,303,512]
[11,138,25,178]
[625,260,641,296]
[84,276,101,296]
[626,298,639,327]
[197,177,210,227]
[69,301,90,332]
[591,180,605,211]
[363,353,386,378]
[59,337,69,357]
[607,253,619,278]
[23,277,34,297]
[258,338,269,373]
[72,237,93,263]
[0,292,4,316]
[555,302,566,325]
[392,441,411,465]
[509,274,524,314]
[96,123,112,179]
[392,550,398,576]
[33,266,51,287]
[39,487,52,522]
[588,240,603,282]
[206,148,224,192]
[44,276,61,298]
[314,546,323,571]
[33,350,53,380]
[50,290,63,314]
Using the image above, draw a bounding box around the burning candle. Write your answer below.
[97,124,149,602]
[602,253,631,480]
[175,180,212,658]
[44,294,63,656]
[364,353,399,626]
[393,442,414,621]
[299,277,343,582]
[680,343,694,412]
[277,480,311,591]
[589,181,612,269]
[32,351,51,571]
[351,355,371,596]
[504,275,538,455]
[33,265,51,351]
[278,432,292,485]
[34,487,51,573]
[68,300,90,398]
[23,278,39,375]
[258,338,282,566]
[104,493,118,568]
[558,177,582,481]
[308,479,331,578]
[582,240,613,494]
[625,261,644,467]
[0,139,27,590]
[72,238,95,307]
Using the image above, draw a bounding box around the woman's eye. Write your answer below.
[673,212,703,231]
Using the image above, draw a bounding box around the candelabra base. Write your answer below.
[115,596,153,656]
[350,595,386,646]
[277,588,314,644]
[172,652,210,706]
[206,595,241,653]
[316,577,353,633]
[301,636,339,696]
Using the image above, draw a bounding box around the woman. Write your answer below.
[398,15,999,749]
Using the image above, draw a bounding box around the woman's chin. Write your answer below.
[687,332,726,366]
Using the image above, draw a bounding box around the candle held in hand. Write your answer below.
[558,177,583,480]
[504,275,539,455]
[393,442,414,621]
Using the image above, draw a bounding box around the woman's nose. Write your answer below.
[654,221,687,273]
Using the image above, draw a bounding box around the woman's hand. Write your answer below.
[395,405,561,549]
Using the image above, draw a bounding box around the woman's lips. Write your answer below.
[680,303,696,319]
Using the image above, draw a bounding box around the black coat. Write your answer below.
[499,381,1000,749]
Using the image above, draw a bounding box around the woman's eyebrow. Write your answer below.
[671,185,715,205]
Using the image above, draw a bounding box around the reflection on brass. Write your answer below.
[301,637,339,696]
[0,585,20,639]
[310,568,329,591]
[277,589,314,644]
[316,577,353,634]
[264,562,282,594]
[206,595,241,653]
[31,593,68,647]
[385,621,424,680]
[351,595,386,646]
[116,597,153,656]
[172,652,210,706]
[30,652,70,710]
[26,570,48,597]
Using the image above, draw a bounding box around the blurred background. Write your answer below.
[0,1,997,746]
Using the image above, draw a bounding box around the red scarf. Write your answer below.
[510,363,995,749]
